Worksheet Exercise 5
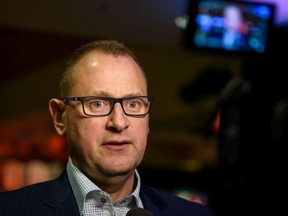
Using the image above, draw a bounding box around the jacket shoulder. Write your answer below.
[0,169,79,216]
[140,185,215,216]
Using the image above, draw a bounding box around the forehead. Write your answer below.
[70,51,147,96]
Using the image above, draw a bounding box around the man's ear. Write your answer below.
[49,98,66,135]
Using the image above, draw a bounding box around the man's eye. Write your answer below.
[129,101,137,108]
[92,101,103,108]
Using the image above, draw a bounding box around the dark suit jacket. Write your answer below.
[0,169,214,216]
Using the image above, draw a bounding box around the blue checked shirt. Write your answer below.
[66,158,144,216]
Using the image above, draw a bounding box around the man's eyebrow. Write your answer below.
[91,91,145,97]
[91,91,111,97]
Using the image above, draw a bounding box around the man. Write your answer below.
[0,40,215,216]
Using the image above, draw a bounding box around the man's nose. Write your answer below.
[106,103,129,131]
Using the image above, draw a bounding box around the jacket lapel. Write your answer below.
[41,170,80,216]
[140,185,168,216]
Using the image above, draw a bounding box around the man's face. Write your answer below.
[63,51,150,180]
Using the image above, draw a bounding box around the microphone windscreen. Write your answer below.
[126,207,153,216]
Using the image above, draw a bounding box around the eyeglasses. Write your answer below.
[62,96,154,117]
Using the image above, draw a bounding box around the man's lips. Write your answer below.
[102,140,131,151]
[103,140,131,145]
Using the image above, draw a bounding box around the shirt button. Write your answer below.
[100,197,107,203]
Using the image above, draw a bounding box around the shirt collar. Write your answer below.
[66,157,143,213]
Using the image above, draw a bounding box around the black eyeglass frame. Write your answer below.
[61,96,154,117]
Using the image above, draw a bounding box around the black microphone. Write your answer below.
[126,207,153,216]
